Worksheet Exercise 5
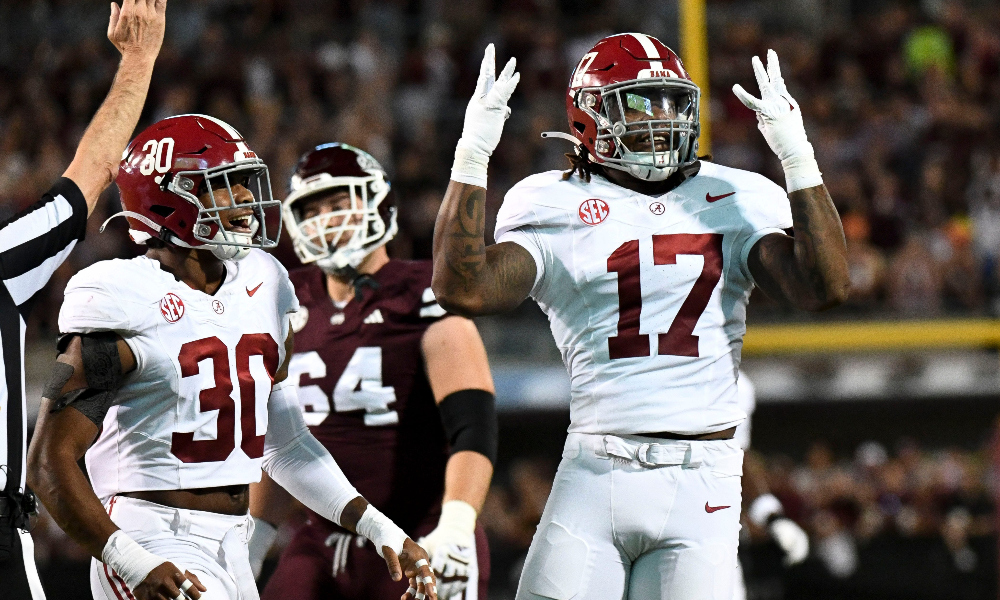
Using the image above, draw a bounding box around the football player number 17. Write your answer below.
[288,347,398,427]
[607,233,724,360]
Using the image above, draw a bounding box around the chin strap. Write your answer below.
[333,265,381,301]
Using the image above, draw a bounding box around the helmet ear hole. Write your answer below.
[574,121,587,134]
[150,205,175,218]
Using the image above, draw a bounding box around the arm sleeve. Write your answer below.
[262,379,359,525]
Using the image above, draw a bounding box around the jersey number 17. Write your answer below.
[607,233,723,360]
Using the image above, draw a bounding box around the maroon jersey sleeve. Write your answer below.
[286,260,450,533]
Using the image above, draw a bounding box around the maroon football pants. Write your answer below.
[262,521,490,600]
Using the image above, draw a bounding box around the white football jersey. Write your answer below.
[58,250,298,502]
[734,371,757,450]
[495,162,791,435]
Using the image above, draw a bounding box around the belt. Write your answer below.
[564,432,743,475]
[637,426,736,441]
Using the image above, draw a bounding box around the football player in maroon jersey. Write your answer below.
[249,143,497,600]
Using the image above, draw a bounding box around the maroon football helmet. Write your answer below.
[564,33,700,181]
[282,143,397,272]
[108,114,280,260]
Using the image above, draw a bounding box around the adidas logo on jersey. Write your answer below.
[363,309,384,324]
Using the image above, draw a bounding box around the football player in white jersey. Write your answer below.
[27,115,436,600]
[431,35,848,599]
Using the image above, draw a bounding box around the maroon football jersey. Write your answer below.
[287,259,449,533]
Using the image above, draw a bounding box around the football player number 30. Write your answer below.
[288,347,398,427]
[170,334,278,463]
[607,233,724,360]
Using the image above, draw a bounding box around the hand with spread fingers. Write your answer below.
[107,0,168,62]
[451,43,521,189]
[732,49,822,193]
[383,538,437,600]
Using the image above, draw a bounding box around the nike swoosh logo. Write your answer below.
[247,282,263,297]
[706,191,736,203]
[705,502,731,513]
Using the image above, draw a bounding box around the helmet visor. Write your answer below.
[606,86,697,155]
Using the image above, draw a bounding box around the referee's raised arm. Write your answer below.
[0,2,167,598]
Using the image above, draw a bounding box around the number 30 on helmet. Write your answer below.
[566,33,701,181]
[107,114,281,261]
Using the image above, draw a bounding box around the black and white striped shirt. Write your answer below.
[0,178,87,494]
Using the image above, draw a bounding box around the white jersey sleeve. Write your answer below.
[494,171,576,300]
[59,260,137,335]
[729,169,793,284]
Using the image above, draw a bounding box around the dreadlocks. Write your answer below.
[562,144,598,183]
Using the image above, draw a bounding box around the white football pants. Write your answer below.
[90,496,258,600]
[516,432,743,600]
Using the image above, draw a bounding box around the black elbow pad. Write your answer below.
[438,389,498,465]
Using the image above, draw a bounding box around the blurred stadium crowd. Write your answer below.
[2,0,1000,336]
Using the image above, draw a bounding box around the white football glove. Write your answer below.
[732,49,823,193]
[418,501,479,600]
[748,494,809,566]
[451,44,521,189]
[769,518,810,566]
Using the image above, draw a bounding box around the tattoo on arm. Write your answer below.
[748,185,849,311]
[432,182,536,315]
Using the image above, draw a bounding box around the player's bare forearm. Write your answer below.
[64,54,156,212]
[64,0,167,213]
[27,400,118,560]
[748,184,849,311]
[443,451,493,513]
[431,181,535,316]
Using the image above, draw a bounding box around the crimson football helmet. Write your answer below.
[562,33,700,181]
[282,143,397,273]
[107,114,280,261]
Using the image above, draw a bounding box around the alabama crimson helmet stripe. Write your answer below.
[629,32,664,71]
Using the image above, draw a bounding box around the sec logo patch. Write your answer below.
[579,198,609,226]
[160,293,185,323]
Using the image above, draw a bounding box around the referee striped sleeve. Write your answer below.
[0,177,87,311]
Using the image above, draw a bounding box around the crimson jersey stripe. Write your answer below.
[104,565,127,600]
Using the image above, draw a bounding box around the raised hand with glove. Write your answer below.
[733,49,850,312]
[450,43,521,189]
[732,49,823,193]
[748,493,809,566]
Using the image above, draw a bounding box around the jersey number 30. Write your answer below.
[288,347,398,427]
[171,334,278,463]
[607,233,724,360]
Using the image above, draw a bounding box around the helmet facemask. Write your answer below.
[579,79,700,181]
[283,171,397,273]
[167,160,282,261]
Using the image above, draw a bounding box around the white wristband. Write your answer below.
[780,143,823,193]
[102,530,166,591]
[748,493,784,527]
[355,505,407,558]
[451,145,490,189]
[438,500,477,538]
